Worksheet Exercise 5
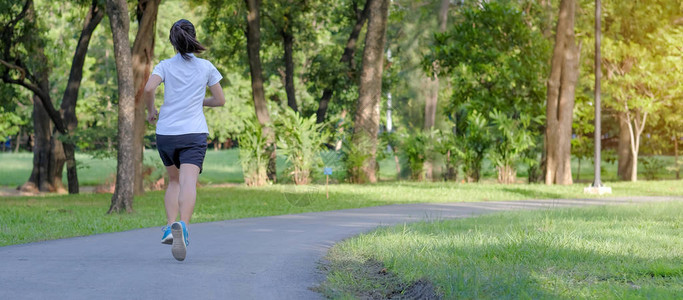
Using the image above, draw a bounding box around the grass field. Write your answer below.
[318,201,683,299]
[0,180,681,247]
[0,150,679,187]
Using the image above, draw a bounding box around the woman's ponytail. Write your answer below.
[169,19,206,60]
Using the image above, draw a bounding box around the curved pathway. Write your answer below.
[1,196,679,299]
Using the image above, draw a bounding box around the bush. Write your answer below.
[399,131,432,181]
[238,118,269,186]
[488,110,535,184]
[642,156,666,180]
[275,109,329,185]
[434,129,460,181]
[454,111,491,182]
[341,134,373,183]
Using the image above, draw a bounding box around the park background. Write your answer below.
[1,0,680,198]
[1,0,683,298]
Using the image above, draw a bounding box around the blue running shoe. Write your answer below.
[161,225,173,244]
[171,221,189,261]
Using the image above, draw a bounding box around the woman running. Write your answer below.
[144,19,225,261]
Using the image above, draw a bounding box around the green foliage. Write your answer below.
[275,109,329,185]
[428,1,549,182]
[578,0,683,165]
[428,0,549,120]
[433,129,459,181]
[398,130,432,181]
[204,73,253,144]
[641,156,666,180]
[237,118,269,186]
[452,110,490,182]
[571,94,595,162]
[0,106,26,141]
[341,134,373,184]
[488,109,536,183]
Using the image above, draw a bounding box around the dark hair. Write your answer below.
[169,19,205,60]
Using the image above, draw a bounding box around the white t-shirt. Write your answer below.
[152,53,223,135]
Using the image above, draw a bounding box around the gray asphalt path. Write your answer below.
[1,196,679,299]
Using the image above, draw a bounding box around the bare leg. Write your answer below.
[178,163,200,224]
[164,166,180,225]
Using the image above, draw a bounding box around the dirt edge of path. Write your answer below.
[313,257,441,299]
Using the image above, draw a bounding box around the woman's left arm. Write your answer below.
[204,83,226,107]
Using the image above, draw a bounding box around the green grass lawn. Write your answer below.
[0,150,247,187]
[318,201,683,299]
[1,150,679,187]
[1,180,681,247]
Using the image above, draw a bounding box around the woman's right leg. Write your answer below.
[164,165,180,225]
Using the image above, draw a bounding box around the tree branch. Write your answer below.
[2,0,32,30]
[0,58,26,80]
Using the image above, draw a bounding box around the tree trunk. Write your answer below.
[617,111,633,180]
[3,0,72,194]
[351,0,389,183]
[624,108,647,182]
[541,0,555,39]
[316,0,370,123]
[423,0,449,130]
[393,147,401,180]
[423,77,437,181]
[132,0,161,196]
[244,0,276,182]
[107,0,136,213]
[59,0,104,194]
[497,165,516,184]
[282,21,297,112]
[28,63,66,194]
[675,133,679,179]
[23,94,53,192]
[14,129,22,152]
[545,0,578,185]
[576,157,581,182]
[423,0,449,181]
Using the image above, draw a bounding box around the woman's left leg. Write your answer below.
[178,163,200,224]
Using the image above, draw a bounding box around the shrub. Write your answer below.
[453,111,491,182]
[275,109,329,185]
[642,156,666,180]
[488,110,535,184]
[341,134,373,183]
[399,131,433,181]
[434,129,460,181]
[238,118,269,186]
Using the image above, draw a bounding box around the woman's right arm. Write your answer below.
[144,74,162,124]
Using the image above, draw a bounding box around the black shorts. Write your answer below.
[156,133,208,173]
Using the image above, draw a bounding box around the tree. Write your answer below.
[350,0,389,183]
[59,0,105,194]
[244,0,277,182]
[0,0,103,193]
[428,1,549,183]
[545,0,579,185]
[423,0,450,181]
[132,0,161,196]
[315,0,369,124]
[579,0,682,181]
[107,0,135,213]
[603,27,680,182]
[261,0,311,112]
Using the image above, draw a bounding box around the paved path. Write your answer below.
[1,197,679,299]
